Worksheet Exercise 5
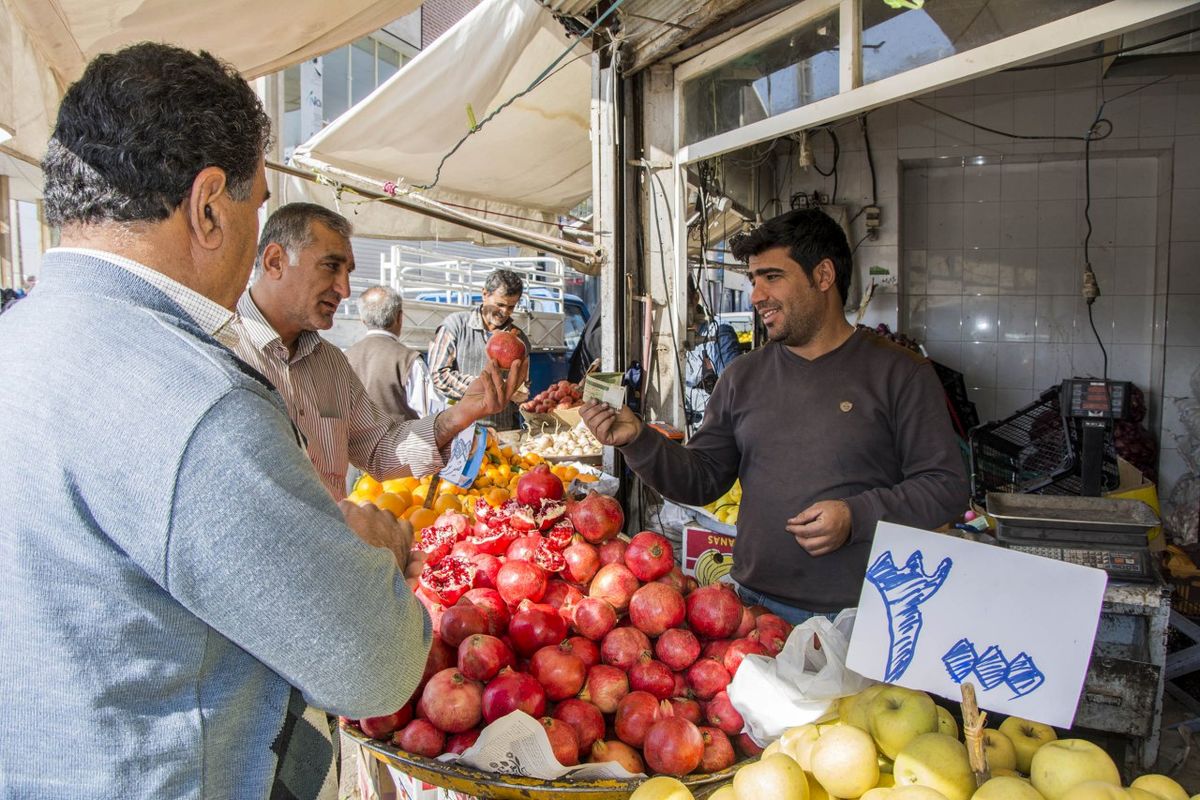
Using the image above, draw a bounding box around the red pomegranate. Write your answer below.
[566,636,600,670]
[542,579,584,626]
[588,563,640,612]
[485,330,525,369]
[753,614,792,655]
[723,638,770,677]
[394,719,445,757]
[450,539,480,560]
[735,732,763,757]
[655,628,702,672]
[419,638,457,691]
[572,596,618,641]
[600,626,652,672]
[686,658,731,700]
[642,701,704,776]
[462,588,510,637]
[516,464,565,506]
[671,671,689,699]
[655,566,689,594]
[568,491,624,544]
[629,657,675,700]
[698,726,736,773]
[669,697,703,725]
[553,699,605,755]
[530,643,587,701]
[419,554,477,606]
[628,582,686,636]
[700,639,734,664]
[506,534,543,563]
[439,602,487,648]
[481,668,547,723]
[613,690,661,748]
[685,584,743,639]
[541,717,580,766]
[495,560,547,607]
[733,605,757,639]
[562,541,601,585]
[579,664,629,714]
[417,668,484,734]
[597,538,628,566]
[508,601,567,657]
[624,531,675,582]
[445,728,482,755]
[469,553,502,589]
[457,634,514,683]
[359,703,412,740]
[589,740,645,774]
[705,690,744,736]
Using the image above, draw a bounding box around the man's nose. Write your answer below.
[333,269,351,298]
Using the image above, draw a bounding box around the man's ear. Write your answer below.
[259,241,288,279]
[814,258,838,293]
[186,167,228,251]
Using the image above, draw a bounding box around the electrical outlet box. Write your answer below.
[864,205,882,229]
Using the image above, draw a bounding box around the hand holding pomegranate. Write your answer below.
[786,499,852,556]
[442,358,526,438]
[579,399,642,447]
[338,499,415,571]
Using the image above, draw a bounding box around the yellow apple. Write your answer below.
[630,776,695,800]
[810,725,880,798]
[982,728,1018,772]
[778,724,821,770]
[732,753,809,800]
[806,773,830,800]
[868,687,939,759]
[892,732,975,800]
[1130,789,1168,800]
[708,786,735,800]
[974,776,1047,799]
[890,787,951,799]
[762,740,782,759]
[999,716,1058,774]
[936,706,959,740]
[861,790,894,800]
[1058,781,1130,800]
[842,685,888,731]
[993,767,1024,778]
[1130,775,1190,800]
[1030,740,1121,800]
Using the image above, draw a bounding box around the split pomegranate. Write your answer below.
[462,588,509,637]
[624,531,675,582]
[685,657,731,701]
[628,582,685,636]
[588,563,640,612]
[417,668,483,734]
[698,727,736,773]
[419,554,477,606]
[469,553,502,589]
[542,579,584,624]
[516,464,565,506]
[579,664,629,714]
[438,602,487,648]
[485,329,525,369]
[705,690,744,736]
[572,596,618,641]
[722,638,769,677]
[457,634,514,683]
[568,491,624,544]
[481,668,547,723]
[537,499,568,532]
[553,699,605,755]
[468,518,511,555]
[613,690,661,748]
[495,560,547,607]
[642,703,704,776]
[589,740,645,774]
[540,717,580,766]
[529,643,587,701]
[508,601,567,657]
[655,628,701,672]
[597,538,627,566]
[600,626,652,672]
[565,636,600,670]
[445,728,482,755]
[685,584,743,639]
[532,538,567,574]
[629,657,675,701]
[562,541,601,585]
[394,719,445,757]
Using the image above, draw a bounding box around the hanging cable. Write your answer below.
[1007,24,1200,71]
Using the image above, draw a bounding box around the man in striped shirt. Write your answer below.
[232,203,521,500]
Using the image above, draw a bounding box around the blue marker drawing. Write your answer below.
[940,640,1046,699]
[866,550,953,683]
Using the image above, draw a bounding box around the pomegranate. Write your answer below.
[600,626,651,672]
[753,614,791,655]
[419,554,477,606]
[568,491,624,544]
[416,523,460,555]
[439,602,487,648]
[435,510,470,536]
[468,518,511,555]
[572,596,618,641]
[530,643,587,701]
[589,740,645,774]
[508,601,567,656]
[685,585,742,639]
[629,657,675,701]
[705,690,744,736]
[643,702,704,776]
[516,464,565,506]
[624,531,675,582]
[418,668,483,734]
[506,535,543,562]
[500,499,537,533]
[597,538,627,566]
[733,606,757,639]
[588,563,640,612]
[462,587,509,637]
[562,541,601,584]
[445,728,481,755]
[450,539,479,560]
[537,499,569,532]
[723,638,769,677]
[457,634,514,682]
[735,732,763,757]
[669,697,703,725]
[686,658,731,700]
[495,560,547,607]
[485,329,525,369]
[613,691,661,748]
[700,639,734,664]
[469,553,502,589]
[566,636,600,670]
[579,664,629,714]
[539,717,580,766]
[655,565,688,595]
[542,579,584,625]
[671,672,689,699]
[628,582,685,636]
[698,726,736,773]
[682,574,699,594]
[482,668,547,723]
[553,699,605,755]
[359,703,412,740]
[420,638,457,690]
[532,539,567,574]
[655,628,701,672]
[394,719,445,757]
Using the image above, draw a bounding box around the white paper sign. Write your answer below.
[845,523,1108,728]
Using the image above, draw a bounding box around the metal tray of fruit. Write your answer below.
[346,726,745,800]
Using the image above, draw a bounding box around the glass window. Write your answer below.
[283,65,301,156]
[323,46,349,122]
[563,308,587,351]
[682,10,839,145]
[351,38,376,106]
[862,0,1105,85]
[379,44,401,83]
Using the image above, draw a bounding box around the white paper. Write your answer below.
[567,463,619,497]
[845,522,1108,729]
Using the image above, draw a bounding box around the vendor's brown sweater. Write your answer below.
[622,330,969,612]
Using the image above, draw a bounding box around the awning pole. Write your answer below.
[267,161,601,272]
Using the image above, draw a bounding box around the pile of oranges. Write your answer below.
[345,431,596,527]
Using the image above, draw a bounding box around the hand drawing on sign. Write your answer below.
[942,638,1046,698]
[866,550,953,683]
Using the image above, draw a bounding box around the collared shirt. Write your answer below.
[427,307,530,429]
[230,291,444,500]
[51,247,239,346]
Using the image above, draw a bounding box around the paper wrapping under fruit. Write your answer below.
[727,609,875,744]
[388,710,641,785]
[567,464,618,497]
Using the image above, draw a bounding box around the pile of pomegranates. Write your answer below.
[342,465,790,778]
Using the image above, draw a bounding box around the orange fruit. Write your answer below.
[345,489,373,506]
[433,494,460,515]
[485,487,510,507]
[409,507,439,532]
[374,491,411,518]
[354,474,383,500]
[412,486,428,504]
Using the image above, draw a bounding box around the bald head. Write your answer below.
[359,285,404,334]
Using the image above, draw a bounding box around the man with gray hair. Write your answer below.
[347,286,441,421]
[232,202,521,500]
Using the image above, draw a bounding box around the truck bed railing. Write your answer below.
[379,245,567,314]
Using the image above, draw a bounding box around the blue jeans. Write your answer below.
[734,583,839,626]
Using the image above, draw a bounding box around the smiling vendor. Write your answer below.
[580,209,969,623]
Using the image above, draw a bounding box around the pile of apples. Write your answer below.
[522,379,584,414]
[631,683,1195,800]
[345,465,788,777]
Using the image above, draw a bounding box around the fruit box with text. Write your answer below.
[682,525,737,586]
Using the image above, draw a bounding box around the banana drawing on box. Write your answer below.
[865,550,953,683]
[694,548,734,586]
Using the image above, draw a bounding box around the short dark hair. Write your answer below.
[730,209,852,304]
[43,43,272,227]
[256,203,353,269]
[359,286,404,330]
[484,268,524,297]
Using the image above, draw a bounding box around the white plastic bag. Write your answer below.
[727,608,875,744]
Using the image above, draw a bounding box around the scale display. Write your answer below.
[1061,379,1130,419]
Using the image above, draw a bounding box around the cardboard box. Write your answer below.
[1106,456,1162,550]
[519,405,583,433]
[682,525,736,586]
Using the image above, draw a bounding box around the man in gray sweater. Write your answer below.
[0,43,512,799]
[581,209,969,622]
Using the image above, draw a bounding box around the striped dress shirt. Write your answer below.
[230,291,444,500]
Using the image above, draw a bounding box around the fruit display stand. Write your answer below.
[345,725,743,800]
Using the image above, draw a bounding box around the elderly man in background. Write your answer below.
[347,285,442,420]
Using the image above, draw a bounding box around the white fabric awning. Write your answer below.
[0,0,422,167]
[289,0,592,241]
